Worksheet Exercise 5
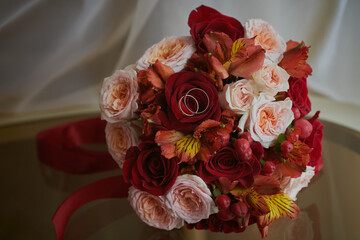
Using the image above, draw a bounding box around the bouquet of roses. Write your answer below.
[99,5,324,238]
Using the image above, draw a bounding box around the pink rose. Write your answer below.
[105,122,141,168]
[166,174,218,224]
[242,94,294,148]
[283,166,315,201]
[218,79,257,115]
[136,36,196,72]
[245,19,286,63]
[100,66,138,122]
[128,187,184,230]
[252,60,290,95]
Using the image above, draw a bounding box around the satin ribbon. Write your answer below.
[52,176,131,240]
[37,117,118,174]
[37,117,129,239]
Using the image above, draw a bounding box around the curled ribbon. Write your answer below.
[37,117,129,239]
[37,117,117,174]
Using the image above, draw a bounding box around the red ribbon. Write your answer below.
[52,176,131,240]
[37,117,118,174]
[37,117,130,239]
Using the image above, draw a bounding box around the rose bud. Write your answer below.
[230,201,248,218]
[217,208,236,221]
[234,138,250,155]
[262,161,276,175]
[281,140,294,153]
[294,119,313,139]
[215,194,231,210]
[239,132,253,145]
[292,107,301,120]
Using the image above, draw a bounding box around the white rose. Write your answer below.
[252,60,290,95]
[128,187,184,230]
[241,94,294,148]
[245,19,286,63]
[100,66,138,122]
[136,36,196,72]
[166,174,217,224]
[105,122,141,168]
[218,79,257,115]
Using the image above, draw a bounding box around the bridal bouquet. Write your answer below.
[100,5,324,238]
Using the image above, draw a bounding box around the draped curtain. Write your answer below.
[0,0,359,115]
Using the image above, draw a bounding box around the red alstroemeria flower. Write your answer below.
[139,104,166,139]
[277,128,312,178]
[137,60,174,105]
[230,175,299,238]
[155,119,232,163]
[279,40,312,78]
[189,33,265,84]
[186,52,224,90]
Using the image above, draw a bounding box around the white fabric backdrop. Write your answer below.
[1,0,359,115]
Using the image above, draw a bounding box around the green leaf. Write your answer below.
[213,188,221,198]
[274,142,281,154]
[277,133,287,143]
[260,159,266,166]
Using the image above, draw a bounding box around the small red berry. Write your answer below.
[262,161,276,175]
[239,147,252,161]
[230,201,248,218]
[217,208,236,221]
[281,140,293,153]
[239,132,253,145]
[294,119,313,139]
[234,138,250,154]
[215,194,231,210]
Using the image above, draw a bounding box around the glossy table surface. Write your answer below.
[0,116,359,240]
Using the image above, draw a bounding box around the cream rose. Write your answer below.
[136,36,196,72]
[242,94,294,148]
[128,187,184,230]
[252,60,290,95]
[100,67,138,123]
[166,174,217,224]
[245,19,286,63]
[218,79,257,115]
[105,122,141,168]
[284,166,315,201]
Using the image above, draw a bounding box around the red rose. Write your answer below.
[123,141,179,196]
[287,77,311,118]
[199,146,260,188]
[159,71,221,132]
[188,5,244,53]
[305,111,324,174]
